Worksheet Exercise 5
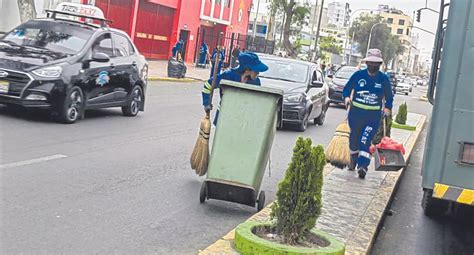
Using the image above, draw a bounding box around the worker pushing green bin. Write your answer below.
[199,80,283,211]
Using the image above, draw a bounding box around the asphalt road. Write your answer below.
[372,89,474,255]
[0,81,345,254]
[0,81,442,254]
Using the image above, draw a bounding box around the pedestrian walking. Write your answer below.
[171,39,184,61]
[321,61,327,77]
[342,49,393,179]
[197,41,209,68]
[231,45,241,68]
[202,52,268,126]
[210,47,225,78]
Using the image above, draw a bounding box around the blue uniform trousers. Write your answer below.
[348,106,381,169]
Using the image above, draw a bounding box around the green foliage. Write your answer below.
[320,36,343,55]
[271,137,325,245]
[349,15,405,63]
[270,0,310,57]
[292,5,310,28]
[373,114,393,145]
[395,102,408,125]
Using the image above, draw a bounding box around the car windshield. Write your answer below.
[2,20,94,54]
[259,58,309,84]
[335,67,358,79]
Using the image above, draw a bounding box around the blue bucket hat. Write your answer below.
[237,52,268,73]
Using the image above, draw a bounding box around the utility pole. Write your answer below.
[308,0,319,60]
[252,0,261,39]
[312,0,325,62]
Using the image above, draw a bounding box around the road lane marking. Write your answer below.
[0,154,68,169]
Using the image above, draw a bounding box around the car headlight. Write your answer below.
[32,66,62,78]
[284,94,304,103]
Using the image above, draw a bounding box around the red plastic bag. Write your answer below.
[370,137,405,155]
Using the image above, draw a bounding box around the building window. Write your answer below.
[397,28,404,34]
[399,19,405,25]
[387,18,393,24]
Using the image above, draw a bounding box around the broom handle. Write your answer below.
[383,114,387,137]
[208,32,224,118]
[345,89,354,120]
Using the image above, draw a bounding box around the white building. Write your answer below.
[0,0,80,34]
[327,1,351,28]
[248,0,273,38]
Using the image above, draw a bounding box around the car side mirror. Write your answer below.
[327,74,333,78]
[91,52,110,63]
[311,80,324,88]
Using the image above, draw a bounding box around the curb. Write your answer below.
[392,121,417,131]
[199,115,426,255]
[148,76,204,82]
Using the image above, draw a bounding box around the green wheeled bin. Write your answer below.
[199,80,283,211]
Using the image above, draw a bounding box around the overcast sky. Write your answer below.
[333,0,443,56]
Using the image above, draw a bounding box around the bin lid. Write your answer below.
[221,80,284,96]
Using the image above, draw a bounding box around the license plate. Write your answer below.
[0,80,9,94]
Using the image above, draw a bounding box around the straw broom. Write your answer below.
[325,91,353,169]
[190,42,222,176]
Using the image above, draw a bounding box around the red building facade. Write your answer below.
[83,0,253,62]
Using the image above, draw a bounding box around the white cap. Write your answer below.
[363,49,383,63]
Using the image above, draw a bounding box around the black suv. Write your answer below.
[0,4,148,123]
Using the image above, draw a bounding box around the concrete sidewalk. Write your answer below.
[148,60,211,82]
[199,112,426,255]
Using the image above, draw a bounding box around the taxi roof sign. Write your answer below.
[55,3,105,19]
[46,3,111,27]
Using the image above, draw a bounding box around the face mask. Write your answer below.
[367,65,380,74]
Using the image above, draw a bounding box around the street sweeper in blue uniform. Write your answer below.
[342,49,394,179]
[202,52,268,125]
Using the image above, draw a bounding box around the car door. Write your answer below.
[307,68,321,119]
[111,32,136,102]
[310,69,325,119]
[83,32,118,107]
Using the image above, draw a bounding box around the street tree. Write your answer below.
[319,36,343,55]
[349,15,405,63]
[17,0,37,23]
[271,0,310,57]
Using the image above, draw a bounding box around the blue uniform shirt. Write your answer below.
[342,69,393,110]
[202,69,261,107]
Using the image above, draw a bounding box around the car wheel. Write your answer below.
[122,85,143,117]
[422,189,448,218]
[314,104,328,125]
[58,86,83,124]
[296,113,308,132]
[405,92,409,95]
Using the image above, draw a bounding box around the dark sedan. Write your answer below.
[328,66,359,105]
[258,55,329,132]
[0,3,148,123]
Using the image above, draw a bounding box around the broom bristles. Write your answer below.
[190,116,211,176]
[326,121,351,169]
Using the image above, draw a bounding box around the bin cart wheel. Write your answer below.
[200,182,208,203]
[257,191,266,211]
[422,189,448,218]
